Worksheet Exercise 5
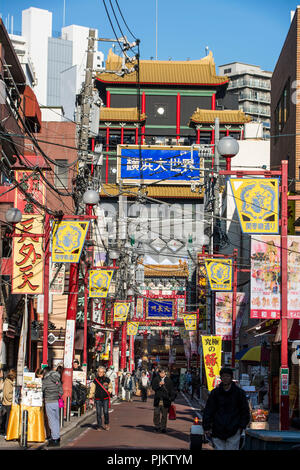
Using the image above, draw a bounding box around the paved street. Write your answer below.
[61,392,211,451]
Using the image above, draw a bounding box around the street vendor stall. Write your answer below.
[6,372,46,443]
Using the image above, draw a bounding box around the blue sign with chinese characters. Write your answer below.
[119,146,201,183]
[146,299,175,320]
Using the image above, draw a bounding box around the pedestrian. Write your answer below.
[139,371,150,402]
[89,366,112,431]
[191,371,201,399]
[1,369,16,438]
[124,372,133,401]
[119,369,126,400]
[152,367,176,433]
[202,367,250,450]
[42,366,63,447]
[106,366,117,397]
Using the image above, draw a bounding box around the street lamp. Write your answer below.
[5,208,22,224]
[217,136,239,171]
[82,189,100,206]
[109,249,120,268]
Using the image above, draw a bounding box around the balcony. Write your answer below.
[228,79,271,91]
[239,93,270,104]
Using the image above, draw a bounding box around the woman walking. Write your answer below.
[42,366,63,447]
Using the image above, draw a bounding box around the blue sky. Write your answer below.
[0,0,298,72]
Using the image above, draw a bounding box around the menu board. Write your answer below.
[22,372,43,407]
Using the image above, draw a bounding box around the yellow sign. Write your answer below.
[205,259,232,291]
[12,215,44,294]
[183,315,197,331]
[201,335,222,391]
[89,270,114,298]
[52,220,90,263]
[230,178,279,234]
[114,302,130,322]
[127,322,139,335]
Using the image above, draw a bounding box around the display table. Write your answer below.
[6,404,46,442]
[245,430,300,450]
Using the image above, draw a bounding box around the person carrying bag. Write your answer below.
[152,368,176,433]
[89,366,112,431]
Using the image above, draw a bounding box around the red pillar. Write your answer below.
[62,262,80,417]
[121,126,124,144]
[211,93,216,110]
[196,128,200,145]
[141,92,146,144]
[42,212,51,367]
[280,160,290,430]
[105,91,111,184]
[120,322,127,370]
[176,93,181,143]
[135,126,138,145]
[231,249,238,369]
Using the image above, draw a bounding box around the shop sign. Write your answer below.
[205,259,232,291]
[127,322,139,335]
[201,335,222,392]
[146,299,175,320]
[88,269,114,298]
[230,178,279,234]
[114,302,130,321]
[183,314,197,331]
[280,368,289,396]
[52,220,89,263]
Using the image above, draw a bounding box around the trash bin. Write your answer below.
[245,430,300,450]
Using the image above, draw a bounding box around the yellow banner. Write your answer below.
[114,302,130,322]
[12,215,44,294]
[201,336,222,391]
[127,322,139,335]
[229,178,279,234]
[205,259,232,291]
[52,220,90,263]
[183,315,197,331]
[89,270,114,298]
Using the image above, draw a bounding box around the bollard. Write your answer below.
[60,406,64,428]
[66,396,71,422]
[20,409,28,448]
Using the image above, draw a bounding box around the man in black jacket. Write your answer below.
[152,368,176,433]
[202,367,250,450]
[89,366,111,431]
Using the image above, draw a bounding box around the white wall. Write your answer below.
[22,7,52,105]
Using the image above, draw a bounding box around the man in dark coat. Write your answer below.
[202,367,250,450]
[152,367,176,433]
[89,366,112,430]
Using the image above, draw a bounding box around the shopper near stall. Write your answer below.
[89,366,112,430]
[42,366,63,447]
[73,360,82,371]
[124,372,133,401]
[152,368,176,433]
[1,369,16,437]
[202,367,250,450]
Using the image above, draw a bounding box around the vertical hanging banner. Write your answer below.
[183,314,197,331]
[49,262,65,295]
[230,178,279,234]
[205,259,232,291]
[114,302,130,322]
[287,236,300,319]
[250,236,281,319]
[215,292,247,339]
[51,220,90,263]
[201,335,222,391]
[88,269,114,298]
[127,322,139,335]
[12,170,46,295]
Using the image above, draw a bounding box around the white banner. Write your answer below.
[63,319,75,369]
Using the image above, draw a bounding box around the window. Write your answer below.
[274,78,290,140]
[54,159,69,189]
[224,68,232,74]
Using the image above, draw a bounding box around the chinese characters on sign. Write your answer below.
[12,170,46,295]
[215,292,247,339]
[113,302,130,322]
[230,178,279,234]
[201,336,222,392]
[118,146,204,184]
[146,299,174,320]
[127,322,139,335]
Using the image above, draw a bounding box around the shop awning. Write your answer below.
[235,346,270,362]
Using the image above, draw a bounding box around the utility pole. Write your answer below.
[62,28,97,417]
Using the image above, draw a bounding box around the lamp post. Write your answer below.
[217,136,239,171]
[62,189,99,418]
[82,189,99,372]
[127,288,135,372]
